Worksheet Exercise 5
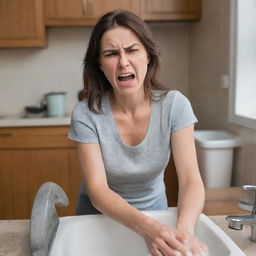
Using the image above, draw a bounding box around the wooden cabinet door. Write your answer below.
[44,0,140,26]
[0,148,81,219]
[141,0,202,21]
[0,149,81,219]
[0,127,82,220]
[45,0,97,25]
[98,0,140,17]
[0,0,46,48]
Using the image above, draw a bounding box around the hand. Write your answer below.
[178,232,209,256]
[142,218,209,256]
[142,219,192,256]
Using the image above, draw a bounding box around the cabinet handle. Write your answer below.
[82,0,92,15]
[82,0,88,15]
[0,132,14,137]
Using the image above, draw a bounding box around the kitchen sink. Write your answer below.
[49,208,245,256]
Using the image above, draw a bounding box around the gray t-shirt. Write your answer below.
[68,90,197,211]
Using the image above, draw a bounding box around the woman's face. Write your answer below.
[99,26,149,97]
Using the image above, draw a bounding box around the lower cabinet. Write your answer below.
[0,126,178,220]
[0,126,81,219]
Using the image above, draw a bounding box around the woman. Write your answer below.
[68,10,208,256]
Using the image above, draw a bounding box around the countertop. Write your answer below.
[1,216,255,256]
[203,187,251,216]
[210,216,255,255]
[0,115,71,127]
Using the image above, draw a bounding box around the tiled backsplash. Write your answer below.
[0,27,91,116]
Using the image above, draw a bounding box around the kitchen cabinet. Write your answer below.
[0,0,202,48]
[0,126,178,220]
[140,0,202,21]
[44,0,140,26]
[44,0,201,26]
[0,126,81,220]
[0,0,46,48]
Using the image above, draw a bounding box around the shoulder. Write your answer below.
[71,99,91,120]
[71,95,107,121]
[71,99,101,125]
[165,90,187,102]
[68,99,102,143]
[153,90,189,106]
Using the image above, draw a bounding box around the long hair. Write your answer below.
[83,10,167,113]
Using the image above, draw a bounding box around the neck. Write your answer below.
[109,91,150,116]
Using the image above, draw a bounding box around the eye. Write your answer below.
[128,49,138,53]
[104,51,118,57]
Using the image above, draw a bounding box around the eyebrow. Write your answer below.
[102,43,140,54]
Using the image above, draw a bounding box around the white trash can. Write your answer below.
[194,130,241,188]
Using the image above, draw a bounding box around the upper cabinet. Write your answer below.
[44,0,140,26]
[0,0,202,48]
[0,0,46,48]
[44,0,201,26]
[140,0,202,21]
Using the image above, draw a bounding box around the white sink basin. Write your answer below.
[49,208,245,256]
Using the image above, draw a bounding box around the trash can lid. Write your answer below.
[194,130,241,149]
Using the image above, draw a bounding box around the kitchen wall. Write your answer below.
[0,23,190,117]
[189,0,256,186]
[0,27,91,117]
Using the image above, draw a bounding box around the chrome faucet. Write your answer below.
[226,185,256,242]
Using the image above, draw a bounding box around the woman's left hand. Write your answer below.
[177,231,209,256]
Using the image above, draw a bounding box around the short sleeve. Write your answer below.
[68,101,99,143]
[170,91,198,134]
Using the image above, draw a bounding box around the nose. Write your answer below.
[118,52,129,69]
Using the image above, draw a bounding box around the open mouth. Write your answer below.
[117,73,135,82]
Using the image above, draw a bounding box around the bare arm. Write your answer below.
[171,125,208,255]
[171,124,205,234]
[76,142,146,232]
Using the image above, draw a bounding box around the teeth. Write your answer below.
[119,74,133,77]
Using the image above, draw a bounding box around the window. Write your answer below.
[229,0,256,129]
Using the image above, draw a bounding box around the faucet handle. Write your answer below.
[242,185,256,191]
[241,185,256,215]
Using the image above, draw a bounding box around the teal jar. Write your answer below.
[45,92,67,117]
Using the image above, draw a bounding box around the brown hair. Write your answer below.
[82,10,167,113]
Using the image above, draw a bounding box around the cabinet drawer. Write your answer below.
[0,126,75,149]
